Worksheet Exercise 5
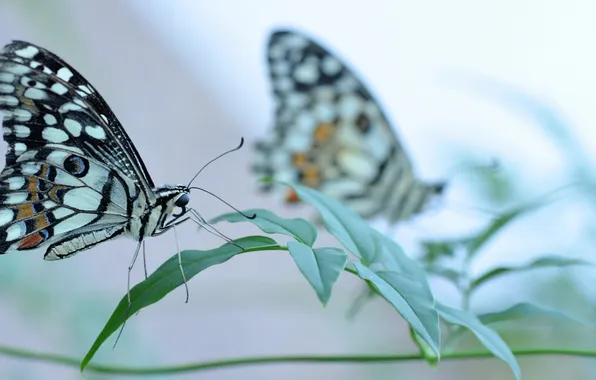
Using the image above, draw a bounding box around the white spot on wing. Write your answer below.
[0,95,18,106]
[54,170,84,187]
[14,125,30,138]
[6,222,26,240]
[14,142,27,154]
[0,84,14,93]
[50,82,68,95]
[0,73,15,83]
[52,207,75,219]
[15,46,39,59]
[42,127,69,143]
[5,64,31,75]
[5,192,28,204]
[24,88,47,100]
[322,56,342,75]
[274,77,293,92]
[5,177,25,190]
[53,213,96,235]
[85,125,106,140]
[338,95,362,119]
[58,102,83,113]
[63,118,82,136]
[56,67,73,81]
[42,200,58,209]
[63,189,102,211]
[0,209,14,227]
[21,162,40,174]
[13,109,32,121]
[44,114,57,125]
[293,62,319,84]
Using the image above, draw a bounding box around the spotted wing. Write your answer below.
[0,146,134,259]
[253,29,444,223]
[0,40,155,200]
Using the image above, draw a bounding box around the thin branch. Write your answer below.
[0,345,595,375]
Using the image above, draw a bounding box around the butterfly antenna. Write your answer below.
[187,137,245,188]
[189,186,256,220]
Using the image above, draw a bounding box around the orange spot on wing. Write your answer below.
[48,185,68,202]
[32,213,50,230]
[301,166,321,188]
[292,153,309,169]
[15,203,35,219]
[314,123,335,143]
[18,232,44,249]
[285,189,300,203]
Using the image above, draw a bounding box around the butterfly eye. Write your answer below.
[175,193,190,208]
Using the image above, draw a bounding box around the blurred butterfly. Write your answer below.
[0,41,244,302]
[253,29,446,224]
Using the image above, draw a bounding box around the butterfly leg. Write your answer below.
[127,241,143,307]
[188,208,244,250]
[113,240,143,349]
[142,240,148,280]
[173,224,189,303]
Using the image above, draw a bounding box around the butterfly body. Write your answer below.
[253,29,445,224]
[0,40,191,260]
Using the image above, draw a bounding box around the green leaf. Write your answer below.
[410,327,439,366]
[420,240,456,263]
[287,242,348,305]
[211,208,317,246]
[437,303,521,380]
[287,182,375,262]
[478,302,594,327]
[81,236,277,371]
[352,262,441,357]
[425,265,461,284]
[465,203,539,258]
[471,255,592,290]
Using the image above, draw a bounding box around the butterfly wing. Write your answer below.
[0,41,155,197]
[0,41,149,258]
[0,146,133,258]
[253,29,444,223]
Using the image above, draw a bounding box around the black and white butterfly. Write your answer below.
[0,40,239,300]
[253,29,446,224]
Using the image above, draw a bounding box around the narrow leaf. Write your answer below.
[211,208,317,246]
[466,203,539,258]
[471,255,592,290]
[287,182,375,262]
[352,262,441,356]
[479,302,594,327]
[437,303,521,380]
[287,242,347,305]
[81,236,277,371]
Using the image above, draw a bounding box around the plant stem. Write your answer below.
[0,345,594,376]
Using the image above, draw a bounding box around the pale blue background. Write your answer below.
[0,1,595,379]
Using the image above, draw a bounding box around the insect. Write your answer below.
[253,29,446,224]
[0,40,246,305]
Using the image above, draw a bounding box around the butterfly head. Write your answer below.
[155,184,191,218]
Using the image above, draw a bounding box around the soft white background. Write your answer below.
[0,1,595,379]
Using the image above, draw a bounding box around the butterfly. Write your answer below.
[0,40,237,301]
[253,29,446,225]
